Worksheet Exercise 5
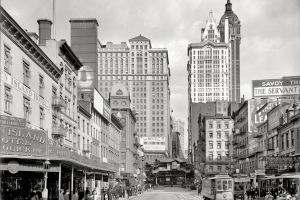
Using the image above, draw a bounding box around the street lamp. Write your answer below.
[42,158,51,199]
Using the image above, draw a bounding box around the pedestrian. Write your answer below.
[197,184,202,195]
[30,189,39,200]
[72,190,79,200]
[265,191,273,200]
[59,189,64,200]
[254,186,259,199]
[64,190,70,200]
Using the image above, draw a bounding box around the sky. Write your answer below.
[2,0,300,150]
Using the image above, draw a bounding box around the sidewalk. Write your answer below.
[119,191,145,200]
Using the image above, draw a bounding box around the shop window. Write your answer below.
[4,86,12,113]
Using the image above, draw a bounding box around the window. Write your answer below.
[225,123,229,129]
[217,152,221,160]
[209,166,213,172]
[209,152,213,160]
[286,132,289,148]
[40,107,45,128]
[209,142,213,149]
[4,87,12,112]
[225,141,229,149]
[217,123,221,129]
[225,132,229,138]
[23,97,31,122]
[218,166,221,172]
[282,135,284,150]
[23,61,31,86]
[209,132,213,138]
[291,130,294,146]
[4,45,12,73]
[209,123,213,129]
[217,142,221,149]
[217,132,221,139]
[39,75,45,97]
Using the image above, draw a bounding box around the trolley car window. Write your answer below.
[216,179,232,191]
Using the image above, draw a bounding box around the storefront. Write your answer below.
[0,116,119,200]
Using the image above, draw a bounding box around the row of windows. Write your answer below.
[99,75,166,81]
[208,152,230,160]
[208,122,230,129]
[192,49,225,55]
[208,141,230,149]
[208,131,229,139]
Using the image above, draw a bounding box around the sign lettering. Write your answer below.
[1,70,49,109]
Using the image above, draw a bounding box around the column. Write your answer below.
[93,173,96,191]
[84,169,87,199]
[58,162,61,194]
[71,166,74,199]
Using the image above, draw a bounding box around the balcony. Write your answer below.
[52,97,67,109]
[253,131,264,138]
[232,152,238,158]
[232,138,238,145]
[237,154,246,160]
[83,144,91,153]
[267,143,274,151]
[240,130,246,135]
[290,108,300,122]
[238,141,246,148]
[254,145,265,153]
[52,125,67,137]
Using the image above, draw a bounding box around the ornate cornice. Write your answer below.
[0,6,62,82]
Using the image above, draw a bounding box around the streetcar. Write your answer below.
[202,174,234,200]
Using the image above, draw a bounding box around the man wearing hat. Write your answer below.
[265,191,274,200]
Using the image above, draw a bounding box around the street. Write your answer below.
[125,187,203,200]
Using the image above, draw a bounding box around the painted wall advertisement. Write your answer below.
[267,102,293,131]
[142,137,165,142]
[143,145,166,151]
[248,99,295,133]
[1,70,50,109]
[93,89,103,115]
[252,78,300,98]
[103,101,111,122]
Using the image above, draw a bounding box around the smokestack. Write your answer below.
[37,19,52,45]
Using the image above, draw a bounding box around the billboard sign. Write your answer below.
[252,78,300,98]
[0,126,47,157]
[142,137,165,143]
[143,145,165,151]
[93,89,103,115]
[103,101,111,122]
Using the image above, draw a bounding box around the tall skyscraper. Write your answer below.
[98,35,171,150]
[188,11,229,104]
[218,0,241,102]
[187,0,241,161]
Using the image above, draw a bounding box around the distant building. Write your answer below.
[173,118,185,158]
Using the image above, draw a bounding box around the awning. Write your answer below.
[128,177,138,186]
[115,174,123,179]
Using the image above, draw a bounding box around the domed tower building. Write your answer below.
[110,82,138,177]
[218,0,241,103]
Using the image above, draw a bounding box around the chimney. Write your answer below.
[37,19,52,45]
[27,32,39,44]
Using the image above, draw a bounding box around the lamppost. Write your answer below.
[227,142,232,176]
[42,158,51,199]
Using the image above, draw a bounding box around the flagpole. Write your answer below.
[53,0,56,39]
